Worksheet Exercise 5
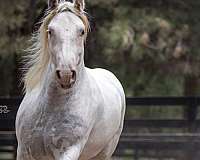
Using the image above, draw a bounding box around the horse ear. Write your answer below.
[74,0,85,12]
[48,0,58,9]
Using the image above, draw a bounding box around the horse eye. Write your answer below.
[80,29,85,36]
[47,29,52,36]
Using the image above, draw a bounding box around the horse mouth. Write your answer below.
[56,70,76,90]
[60,83,74,89]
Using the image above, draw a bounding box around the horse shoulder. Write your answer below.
[86,67,125,102]
[16,88,40,137]
[83,68,126,156]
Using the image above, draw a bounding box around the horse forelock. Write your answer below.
[23,2,90,93]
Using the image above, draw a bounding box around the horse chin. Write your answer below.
[56,80,76,90]
[60,83,73,90]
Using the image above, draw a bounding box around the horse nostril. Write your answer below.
[71,70,76,81]
[56,70,61,79]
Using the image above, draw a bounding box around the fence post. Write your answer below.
[134,149,139,160]
[185,97,198,160]
[186,97,198,132]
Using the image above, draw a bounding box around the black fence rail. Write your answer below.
[0,97,200,160]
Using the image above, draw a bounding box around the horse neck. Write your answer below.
[40,61,87,105]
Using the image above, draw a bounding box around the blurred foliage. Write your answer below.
[0,0,200,97]
[86,0,200,97]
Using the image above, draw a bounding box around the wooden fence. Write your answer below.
[0,97,200,160]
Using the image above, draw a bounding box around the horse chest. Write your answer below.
[19,108,87,159]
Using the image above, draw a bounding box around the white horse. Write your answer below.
[16,0,126,160]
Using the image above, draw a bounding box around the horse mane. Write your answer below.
[23,2,90,93]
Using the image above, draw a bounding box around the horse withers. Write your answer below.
[16,0,126,159]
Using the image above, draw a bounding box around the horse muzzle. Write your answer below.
[56,69,76,89]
